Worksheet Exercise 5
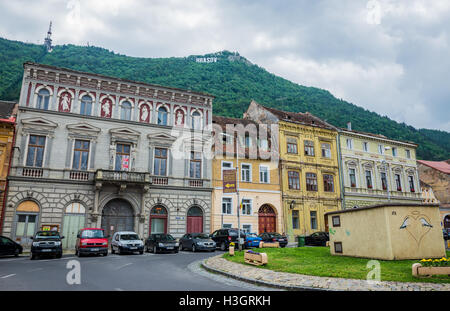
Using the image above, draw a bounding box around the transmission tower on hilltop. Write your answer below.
[44,21,53,52]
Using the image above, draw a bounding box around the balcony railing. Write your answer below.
[95,170,149,183]
[69,170,91,181]
[188,179,203,187]
[150,176,168,185]
[22,167,43,178]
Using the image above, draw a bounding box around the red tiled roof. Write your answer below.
[417,160,450,174]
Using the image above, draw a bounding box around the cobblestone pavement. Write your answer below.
[203,255,450,291]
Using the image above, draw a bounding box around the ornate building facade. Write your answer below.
[210,116,282,236]
[2,62,213,249]
[244,101,341,241]
[339,126,422,210]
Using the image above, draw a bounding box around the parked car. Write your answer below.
[179,233,216,252]
[244,233,262,248]
[443,229,449,241]
[30,231,64,260]
[258,232,288,247]
[111,231,144,255]
[210,228,246,251]
[75,228,109,257]
[304,232,329,246]
[0,236,23,257]
[145,233,179,254]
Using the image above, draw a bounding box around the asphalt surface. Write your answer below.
[0,250,276,291]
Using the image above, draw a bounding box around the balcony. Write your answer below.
[344,186,422,200]
[22,167,43,178]
[95,169,150,184]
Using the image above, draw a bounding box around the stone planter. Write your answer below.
[244,250,268,266]
[229,246,235,256]
[412,263,450,277]
[259,241,279,248]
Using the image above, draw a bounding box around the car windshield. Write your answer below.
[268,233,282,238]
[229,229,246,236]
[35,231,60,239]
[81,230,104,238]
[192,234,209,239]
[247,233,257,237]
[153,234,174,241]
[120,234,139,240]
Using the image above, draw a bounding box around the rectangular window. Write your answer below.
[287,137,298,154]
[292,210,299,230]
[259,166,269,183]
[321,143,331,158]
[392,147,397,157]
[406,149,411,159]
[242,224,252,233]
[222,133,233,145]
[306,173,318,191]
[378,144,384,155]
[244,133,251,148]
[241,199,252,215]
[115,143,131,171]
[395,174,402,191]
[189,152,202,179]
[222,198,232,214]
[323,174,334,192]
[153,148,167,176]
[334,242,343,253]
[349,168,356,187]
[241,164,251,182]
[288,171,300,190]
[408,176,415,192]
[72,140,90,171]
[26,135,46,167]
[310,211,317,230]
[332,216,341,227]
[304,140,315,156]
[365,170,373,189]
[381,172,387,190]
[363,142,369,152]
[346,138,353,150]
[223,223,232,229]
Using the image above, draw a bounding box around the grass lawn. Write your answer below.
[223,247,450,284]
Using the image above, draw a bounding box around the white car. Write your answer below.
[111,231,144,255]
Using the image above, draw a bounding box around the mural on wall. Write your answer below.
[59,92,72,112]
[399,211,433,246]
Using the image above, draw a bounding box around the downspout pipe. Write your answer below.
[336,131,345,210]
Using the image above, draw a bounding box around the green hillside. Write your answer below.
[0,37,448,160]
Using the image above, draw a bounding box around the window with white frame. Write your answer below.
[405,149,411,159]
[408,175,415,192]
[365,170,373,189]
[349,168,357,187]
[26,135,46,167]
[157,106,168,125]
[80,95,93,116]
[36,89,51,110]
[242,224,252,233]
[222,133,233,145]
[221,161,233,178]
[378,144,384,155]
[392,147,397,157]
[154,148,168,176]
[241,163,251,182]
[72,140,90,171]
[192,111,201,130]
[121,101,132,120]
[363,142,369,152]
[223,223,232,229]
[395,174,402,191]
[115,143,131,171]
[321,143,331,158]
[259,165,269,183]
[222,197,232,214]
[189,152,202,179]
[304,140,315,156]
[241,199,252,215]
[244,133,251,148]
[287,137,298,154]
[346,138,353,150]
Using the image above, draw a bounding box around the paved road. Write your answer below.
[0,250,275,291]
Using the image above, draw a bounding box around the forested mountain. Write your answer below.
[0,37,448,160]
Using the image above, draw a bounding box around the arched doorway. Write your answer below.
[149,205,168,234]
[444,215,450,229]
[258,204,276,234]
[101,199,134,238]
[62,202,86,249]
[186,206,203,233]
[15,200,40,246]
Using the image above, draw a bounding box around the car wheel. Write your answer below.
[145,246,149,253]
[220,242,226,251]
[104,251,108,257]
[139,250,144,255]
[56,253,62,259]
[30,252,35,260]
[117,247,121,255]
[192,244,197,252]
[14,249,19,257]
[153,246,157,254]
[179,244,183,251]
[111,246,115,254]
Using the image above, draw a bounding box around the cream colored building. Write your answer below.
[326,203,446,260]
[211,116,283,235]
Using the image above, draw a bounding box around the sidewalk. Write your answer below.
[202,255,450,291]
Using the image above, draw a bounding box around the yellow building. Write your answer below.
[244,101,341,241]
[0,100,18,234]
[211,116,283,237]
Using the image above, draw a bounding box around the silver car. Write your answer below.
[111,231,144,255]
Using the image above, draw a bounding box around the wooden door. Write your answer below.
[62,214,85,249]
[258,205,276,234]
[187,216,203,233]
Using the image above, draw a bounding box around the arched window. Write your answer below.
[192,111,201,129]
[158,106,168,125]
[37,89,50,110]
[121,101,132,120]
[187,206,203,216]
[80,95,93,116]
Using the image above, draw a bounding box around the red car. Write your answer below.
[75,228,109,257]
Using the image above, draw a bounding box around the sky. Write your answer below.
[0,0,449,132]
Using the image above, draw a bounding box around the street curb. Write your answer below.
[201,255,331,291]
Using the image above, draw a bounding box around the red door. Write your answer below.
[187,216,203,233]
[258,205,276,234]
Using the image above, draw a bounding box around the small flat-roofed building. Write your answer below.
[325,203,446,260]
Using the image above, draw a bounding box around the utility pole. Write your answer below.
[236,134,242,251]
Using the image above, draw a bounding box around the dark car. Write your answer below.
[210,228,246,251]
[304,232,329,246]
[0,236,23,257]
[145,234,179,254]
[179,233,216,252]
[259,232,288,247]
[30,231,64,260]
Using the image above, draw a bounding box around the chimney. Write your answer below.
[347,122,352,131]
